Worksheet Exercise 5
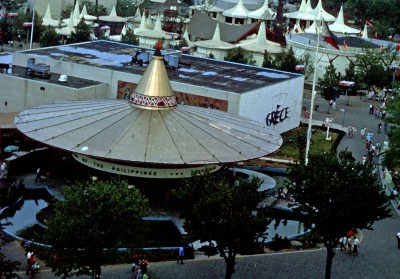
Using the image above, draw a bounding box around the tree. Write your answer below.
[0,222,20,278]
[318,60,340,101]
[121,27,138,45]
[383,97,400,168]
[262,47,302,73]
[287,150,391,279]
[174,170,272,279]
[44,178,150,278]
[69,18,91,43]
[353,48,393,91]
[224,47,256,66]
[39,26,61,47]
[116,0,137,17]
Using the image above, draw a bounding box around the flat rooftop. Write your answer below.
[17,40,300,94]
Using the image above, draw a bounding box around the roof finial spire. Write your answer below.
[154,39,163,56]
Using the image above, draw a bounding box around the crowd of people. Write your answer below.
[338,230,360,256]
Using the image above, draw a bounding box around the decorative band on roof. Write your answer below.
[129,92,177,109]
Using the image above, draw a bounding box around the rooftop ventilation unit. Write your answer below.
[58,74,68,82]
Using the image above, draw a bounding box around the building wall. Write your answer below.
[238,75,304,134]
[0,74,108,113]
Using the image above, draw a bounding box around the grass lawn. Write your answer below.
[271,125,341,160]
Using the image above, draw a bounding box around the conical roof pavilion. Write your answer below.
[42,3,61,27]
[329,5,360,34]
[14,41,282,178]
[248,0,276,20]
[222,0,249,18]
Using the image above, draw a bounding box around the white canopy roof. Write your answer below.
[136,14,172,39]
[195,23,235,49]
[248,0,276,20]
[237,21,281,54]
[57,13,75,36]
[222,0,249,19]
[80,5,97,21]
[42,3,61,27]
[134,13,149,35]
[99,5,126,23]
[73,1,80,21]
[329,5,360,34]
[308,0,335,22]
[284,0,315,21]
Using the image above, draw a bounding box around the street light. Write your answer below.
[339,80,355,106]
[29,0,35,50]
[325,117,333,140]
[389,64,399,96]
[340,108,346,127]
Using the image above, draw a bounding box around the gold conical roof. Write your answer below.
[129,41,176,110]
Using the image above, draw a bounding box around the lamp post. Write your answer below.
[389,64,399,96]
[29,0,35,50]
[325,117,333,140]
[339,80,355,106]
[340,108,346,127]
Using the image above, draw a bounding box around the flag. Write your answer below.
[321,18,340,50]
[366,20,374,27]
[396,45,400,52]
[293,24,299,33]
[343,41,348,50]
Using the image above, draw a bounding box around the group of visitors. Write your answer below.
[338,230,360,256]
[24,241,40,277]
[277,187,291,203]
[131,256,149,279]
[369,101,387,119]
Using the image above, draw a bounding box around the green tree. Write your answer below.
[353,48,393,90]
[224,47,256,66]
[44,178,150,278]
[69,18,91,43]
[262,47,302,73]
[174,170,271,279]
[383,97,400,168]
[318,60,340,101]
[120,27,138,45]
[116,0,137,17]
[39,26,60,47]
[0,222,20,278]
[287,150,391,279]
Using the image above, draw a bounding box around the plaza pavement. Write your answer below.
[2,92,400,278]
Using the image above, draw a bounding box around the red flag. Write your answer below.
[366,20,374,27]
[396,45,400,52]
[343,41,348,50]
[293,24,299,33]
[321,19,339,50]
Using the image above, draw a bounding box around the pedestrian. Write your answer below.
[177,246,185,264]
[332,101,336,110]
[139,257,148,274]
[18,34,21,42]
[35,167,41,182]
[382,110,386,119]
[396,232,400,249]
[369,104,374,114]
[378,123,382,133]
[360,127,366,138]
[352,236,360,255]
[346,237,353,255]
[384,122,388,134]
[339,236,347,251]
[390,188,398,199]
[362,155,367,165]
[26,252,35,275]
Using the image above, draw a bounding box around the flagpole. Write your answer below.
[304,17,321,166]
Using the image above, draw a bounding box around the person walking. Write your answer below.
[378,123,382,133]
[352,236,360,255]
[396,232,400,249]
[177,246,185,264]
[339,236,347,251]
[35,167,42,183]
